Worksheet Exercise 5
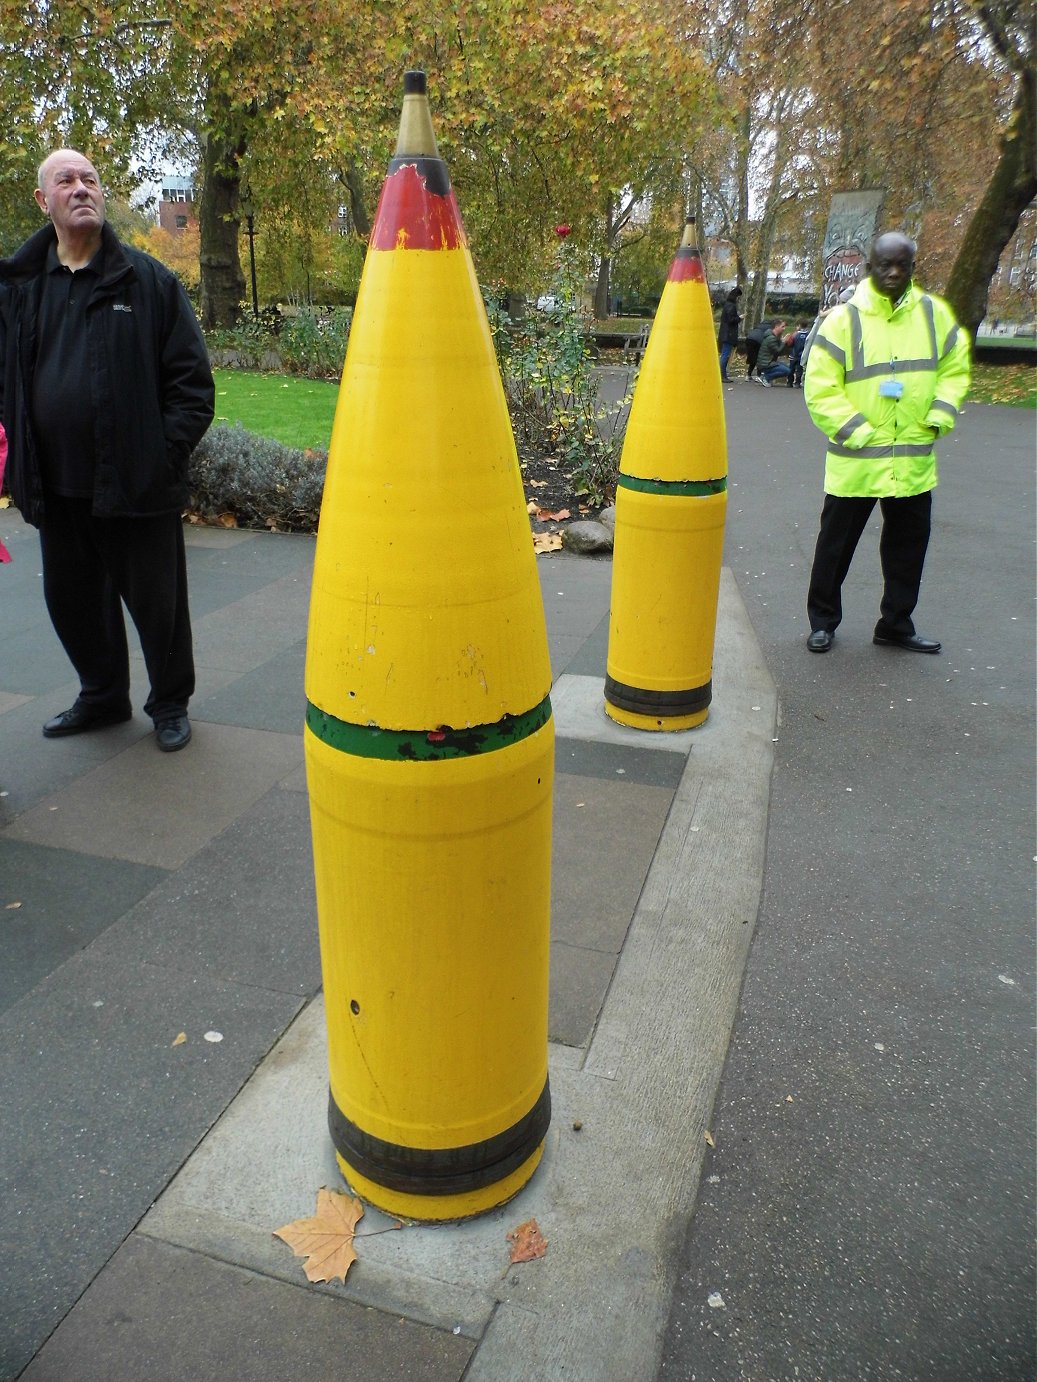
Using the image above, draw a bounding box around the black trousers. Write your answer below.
[38,497,194,722]
[807,490,932,638]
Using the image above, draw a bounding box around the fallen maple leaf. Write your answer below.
[274,1187,364,1283]
[533,532,563,553]
[507,1217,547,1263]
[536,507,571,521]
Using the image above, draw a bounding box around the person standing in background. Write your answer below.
[717,286,742,383]
[802,232,970,655]
[0,148,214,750]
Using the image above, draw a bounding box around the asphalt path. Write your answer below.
[658,384,1036,1380]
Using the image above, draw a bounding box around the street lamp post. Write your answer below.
[244,208,258,316]
[241,198,259,317]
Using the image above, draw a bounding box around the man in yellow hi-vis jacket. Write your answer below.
[803,232,971,654]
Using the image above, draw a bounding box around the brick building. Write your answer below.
[158,176,197,235]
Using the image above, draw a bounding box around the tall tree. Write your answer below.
[806,0,1034,331]
[944,0,1036,334]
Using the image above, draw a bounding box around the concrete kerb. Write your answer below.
[138,568,776,1379]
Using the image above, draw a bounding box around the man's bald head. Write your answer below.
[37,149,100,193]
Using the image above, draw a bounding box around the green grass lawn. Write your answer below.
[213,369,340,450]
[968,360,1036,408]
[214,358,1036,452]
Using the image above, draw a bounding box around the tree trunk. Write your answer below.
[734,106,753,318]
[944,67,1036,338]
[594,196,615,319]
[198,115,248,330]
[341,159,371,240]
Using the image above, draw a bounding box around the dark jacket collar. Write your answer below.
[0,222,134,292]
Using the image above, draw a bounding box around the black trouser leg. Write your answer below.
[875,491,932,639]
[39,497,132,713]
[92,513,195,722]
[806,494,876,633]
[38,501,194,722]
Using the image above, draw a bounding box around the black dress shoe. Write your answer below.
[873,632,941,653]
[42,702,133,738]
[155,715,192,752]
[807,629,833,653]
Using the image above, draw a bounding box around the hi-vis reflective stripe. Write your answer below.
[829,440,936,459]
[840,297,951,381]
[834,413,869,443]
[306,696,552,761]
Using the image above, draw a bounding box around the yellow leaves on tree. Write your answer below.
[274,1187,365,1284]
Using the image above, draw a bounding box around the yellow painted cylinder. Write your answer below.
[304,71,554,1220]
[606,487,726,730]
[605,218,728,731]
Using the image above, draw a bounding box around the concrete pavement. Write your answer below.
[2,388,1033,1380]
[1,503,774,1380]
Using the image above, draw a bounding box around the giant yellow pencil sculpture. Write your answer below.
[604,217,727,731]
[304,71,554,1221]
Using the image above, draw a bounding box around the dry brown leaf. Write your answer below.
[533,532,563,553]
[274,1187,364,1283]
[526,500,539,514]
[171,1032,187,1046]
[535,507,570,521]
[704,1130,715,1148]
[507,1217,547,1263]
[216,512,238,529]
[526,478,548,489]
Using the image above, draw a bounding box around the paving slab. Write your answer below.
[0,943,304,1381]
[192,638,308,734]
[21,1234,474,1382]
[551,770,674,954]
[0,838,165,1014]
[85,786,320,996]
[2,721,302,869]
[191,568,314,674]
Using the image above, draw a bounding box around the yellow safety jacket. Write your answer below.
[803,277,971,498]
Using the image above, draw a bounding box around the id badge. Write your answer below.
[879,378,904,399]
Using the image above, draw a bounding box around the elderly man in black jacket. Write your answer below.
[0,149,214,752]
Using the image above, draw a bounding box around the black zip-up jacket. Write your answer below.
[0,222,214,526]
[717,296,741,346]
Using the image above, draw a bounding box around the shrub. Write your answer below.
[277,308,351,379]
[189,423,327,532]
[206,313,278,370]
[486,236,635,509]
[205,307,351,380]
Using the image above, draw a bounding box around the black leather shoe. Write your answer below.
[43,702,132,738]
[155,715,192,752]
[807,629,833,653]
[873,632,941,653]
